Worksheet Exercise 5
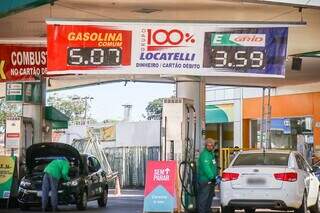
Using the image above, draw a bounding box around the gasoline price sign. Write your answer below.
[202,31,278,73]
[67,47,122,66]
[211,48,265,69]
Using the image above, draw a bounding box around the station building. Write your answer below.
[206,82,320,158]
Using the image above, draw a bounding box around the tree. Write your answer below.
[144,98,164,120]
[47,93,94,124]
[0,98,22,133]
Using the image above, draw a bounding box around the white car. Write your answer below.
[220,150,320,213]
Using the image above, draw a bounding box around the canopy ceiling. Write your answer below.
[0,0,320,96]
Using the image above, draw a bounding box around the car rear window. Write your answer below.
[232,153,289,166]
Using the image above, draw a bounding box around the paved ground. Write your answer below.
[1,189,291,213]
[2,189,144,213]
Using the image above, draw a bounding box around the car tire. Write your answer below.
[19,203,29,211]
[310,191,320,213]
[221,205,235,213]
[76,190,88,211]
[98,186,108,207]
[295,191,308,213]
[245,208,255,213]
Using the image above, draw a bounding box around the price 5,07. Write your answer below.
[67,47,122,66]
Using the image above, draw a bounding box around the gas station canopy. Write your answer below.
[0,0,320,95]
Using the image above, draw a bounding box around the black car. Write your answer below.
[18,142,109,211]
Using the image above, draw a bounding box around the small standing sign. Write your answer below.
[143,160,177,212]
[0,156,16,199]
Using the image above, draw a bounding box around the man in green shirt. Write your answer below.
[42,158,70,212]
[197,138,218,213]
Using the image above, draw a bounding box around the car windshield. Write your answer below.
[232,153,289,166]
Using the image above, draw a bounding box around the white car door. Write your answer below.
[295,154,309,201]
[300,155,319,207]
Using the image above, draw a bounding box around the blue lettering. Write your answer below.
[140,53,145,60]
[146,53,153,60]
[160,53,167,60]
[167,53,175,60]
[154,53,160,60]
[173,53,180,60]
[140,52,197,61]
[191,54,195,61]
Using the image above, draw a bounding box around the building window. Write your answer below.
[250,117,313,150]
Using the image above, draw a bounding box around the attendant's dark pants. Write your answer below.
[42,173,59,211]
[197,181,215,213]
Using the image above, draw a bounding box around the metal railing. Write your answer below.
[71,129,117,180]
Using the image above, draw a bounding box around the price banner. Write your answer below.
[47,20,288,78]
[0,45,47,82]
[203,28,288,75]
[47,24,132,71]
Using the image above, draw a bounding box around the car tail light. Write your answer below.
[274,172,297,182]
[222,172,240,182]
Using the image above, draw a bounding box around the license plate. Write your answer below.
[247,178,266,185]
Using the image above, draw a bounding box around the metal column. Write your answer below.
[260,87,272,149]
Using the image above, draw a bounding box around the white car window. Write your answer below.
[232,153,289,166]
[295,155,304,170]
[296,154,312,172]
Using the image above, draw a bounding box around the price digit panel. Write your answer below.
[211,47,266,70]
[67,47,122,66]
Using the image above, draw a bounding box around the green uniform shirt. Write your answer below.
[198,148,218,183]
[44,159,70,181]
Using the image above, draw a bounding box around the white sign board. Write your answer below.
[5,117,21,149]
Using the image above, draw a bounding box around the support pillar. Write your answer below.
[22,79,47,145]
[176,77,206,155]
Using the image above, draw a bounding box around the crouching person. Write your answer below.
[42,158,70,212]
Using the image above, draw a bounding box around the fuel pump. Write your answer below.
[5,117,34,177]
[161,98,198,212]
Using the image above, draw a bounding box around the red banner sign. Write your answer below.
[143,161,177,211]
[47,24,132,72]
[0,45,47,82]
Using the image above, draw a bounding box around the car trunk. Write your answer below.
[230,166,287,189]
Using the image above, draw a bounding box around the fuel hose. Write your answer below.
[179,160,197,213]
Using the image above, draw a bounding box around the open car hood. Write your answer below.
[26,142,81,172]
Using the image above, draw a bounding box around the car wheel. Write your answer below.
[221,205,235,213]
[245,208,255,213]
[19,203,29,211]
[310,191,320,213]
[76,190,88,210]
[98,186,108,207]
[295,191,308,213]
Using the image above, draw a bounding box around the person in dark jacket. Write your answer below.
[42,158,70,212]
[197,138,218,213]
